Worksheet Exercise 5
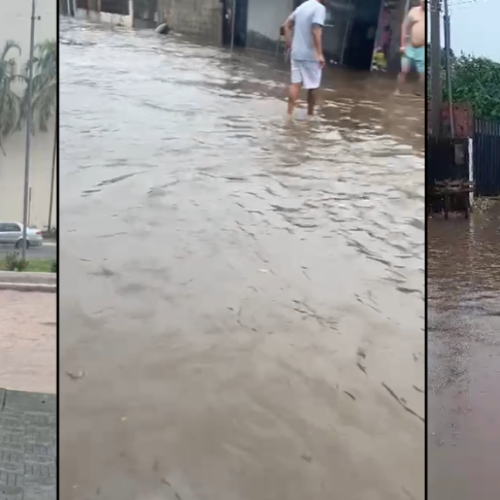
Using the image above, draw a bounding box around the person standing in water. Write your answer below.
[397,0,426,94]
[283,0,327,118]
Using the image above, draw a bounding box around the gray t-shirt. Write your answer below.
[290,0,326,61]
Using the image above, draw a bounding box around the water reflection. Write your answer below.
[428,206,500,500]
[60,18,424,500]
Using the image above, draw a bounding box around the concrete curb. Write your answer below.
[0,271,56,284]
[0,282,56,292]
[0,271,56,292]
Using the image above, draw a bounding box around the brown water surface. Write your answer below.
[428,207,500,500]
[60,18,425,500]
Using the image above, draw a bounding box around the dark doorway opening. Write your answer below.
[101,0,129,15]
[222,0,248,47]
[342,0,383,70]
[133,0,158,27]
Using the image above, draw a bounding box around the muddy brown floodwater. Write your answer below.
[428,207,500,500]
[60,18,425,500]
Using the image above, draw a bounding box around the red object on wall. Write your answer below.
[427,103,474,138]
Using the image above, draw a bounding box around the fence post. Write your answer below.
[468,137,474,206]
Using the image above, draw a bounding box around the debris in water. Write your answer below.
[356,362,367,374]
[356,347,366,359]
[66,370,85,380]
[301,453,313,463]
[382,382,424,423]
[412,385,424,393]
[121,416,128,422]
[344,390,356,401]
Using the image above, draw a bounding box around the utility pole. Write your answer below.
[443,0,454,137]
[430,0,442,137]
[21,0,37,261]
[230,0,236,53]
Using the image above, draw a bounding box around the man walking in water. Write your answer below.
[397,0,425,94]
[283,0,326,117]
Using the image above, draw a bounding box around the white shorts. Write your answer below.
[291,59,322,89]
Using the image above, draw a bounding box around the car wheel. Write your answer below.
[15,239,30,249]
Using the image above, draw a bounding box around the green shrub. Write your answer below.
[4,252,29,272]
[51,260,57,273]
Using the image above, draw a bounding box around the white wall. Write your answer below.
[0,0,57,229]
[0,121,56,229]
[76,0,135,28]
[247,0,293,45]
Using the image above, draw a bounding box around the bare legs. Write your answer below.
[287,83,301,116]
[307,89,317,116]
[395,70,408,95]
[287,85,318,117]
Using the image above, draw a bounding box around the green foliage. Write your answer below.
[0,40,24,152]
[51,260,57,273]
[24,39,57,133]
[429,42,500,121]
[3,252,29,272]
[0,38,56,153]
[446,55,500,121]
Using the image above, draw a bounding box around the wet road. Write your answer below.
[60,19,425,500]
[428,208,500,500]
[0,242,56,259]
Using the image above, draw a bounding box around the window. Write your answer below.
[3,223,21,232]
[325,7,334,26]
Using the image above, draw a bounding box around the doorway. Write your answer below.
[222,0,248,47]
[342,0,383,70]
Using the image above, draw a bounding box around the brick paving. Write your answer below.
[0,389,56,500]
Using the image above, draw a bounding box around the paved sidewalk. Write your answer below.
[0,389,56,500]
[0,291,56,394]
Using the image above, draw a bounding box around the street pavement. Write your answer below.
[0,389,56,500]
[0,243,56,260]
[60,18,424,500]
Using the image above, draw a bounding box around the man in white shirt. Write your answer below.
[283,0,327,117]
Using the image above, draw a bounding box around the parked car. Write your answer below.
[0,222,43,248]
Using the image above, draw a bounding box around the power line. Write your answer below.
[449,0,490,9]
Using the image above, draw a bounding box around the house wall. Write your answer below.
[75,0,135,27]
[246,0,293,51]
[0,0,57,229]
[158,0,222,45]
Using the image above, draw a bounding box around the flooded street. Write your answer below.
[428,209,500,500]
[60,18,424,500]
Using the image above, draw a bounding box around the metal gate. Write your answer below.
[427,136,469,188]
[473,118,500,197]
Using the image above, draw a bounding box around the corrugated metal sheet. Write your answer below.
[474,118,500,197]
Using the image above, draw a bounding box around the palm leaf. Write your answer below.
[23,39,56,133]
[0,40,23,152]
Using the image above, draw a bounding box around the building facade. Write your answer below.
[0,1,57,229]
[154,0,411,72]
[73,0,135,27]
[158,0,223,45]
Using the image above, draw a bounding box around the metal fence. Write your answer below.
[101,0,129,15]
[426,136,469,188]
[474,118,500,197]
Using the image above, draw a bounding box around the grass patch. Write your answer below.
[0,255,55,273]
[25,260,54,273]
